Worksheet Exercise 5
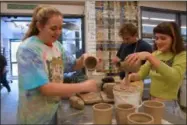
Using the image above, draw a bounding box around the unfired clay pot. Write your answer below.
[84,56,97,71]
[105,83,116,99]
[127,112,154,124]
[92,103,113,124]
[116,59,141,73]
[115,103,136,124]
[143,100,165,124]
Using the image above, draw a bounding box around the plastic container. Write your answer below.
[87,72,106,88]
[113,84,141,107]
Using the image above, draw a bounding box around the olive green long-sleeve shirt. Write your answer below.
[138,51,186,100]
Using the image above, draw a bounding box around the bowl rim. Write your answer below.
[143,100,165,108]
[92,103,113,111]
[127,112,154,124]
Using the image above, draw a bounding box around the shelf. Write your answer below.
[142,33,153,38]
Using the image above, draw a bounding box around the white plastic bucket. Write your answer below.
[113,85,142,108]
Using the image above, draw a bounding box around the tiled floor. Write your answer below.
[1,80,18,124]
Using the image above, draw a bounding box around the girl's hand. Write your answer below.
[125,52,151,66]
[82,79,98,92]
[137,52,151,60]
[112,56,120,64]
[128,73,139,82]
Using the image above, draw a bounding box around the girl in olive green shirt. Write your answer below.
[126,22,186,119]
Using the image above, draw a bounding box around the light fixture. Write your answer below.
[150,18,175,22]
[142,17,175,22]
[181,26,186,29]
[142,17,149,20]
[142,24,157,27]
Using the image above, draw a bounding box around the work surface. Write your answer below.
[57,100,186,125]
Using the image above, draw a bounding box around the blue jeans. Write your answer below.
[164,100,186,120]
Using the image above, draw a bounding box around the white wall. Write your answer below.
[138,1,186,11]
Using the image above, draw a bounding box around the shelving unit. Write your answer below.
[95,1,139,75]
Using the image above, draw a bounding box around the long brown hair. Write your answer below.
[23,5,62,40]
[153,22,185,54]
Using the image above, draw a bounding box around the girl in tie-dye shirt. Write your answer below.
[16,5,97,124]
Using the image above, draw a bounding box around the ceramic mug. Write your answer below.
[92,103,113,124]
[115,103,136,124]
[142,100,165,124]
[116,59,141,73]
[127,112,154,124]
[84,56,98,71]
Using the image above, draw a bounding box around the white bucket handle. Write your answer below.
[115,91,143,112]
[135,100,143,112]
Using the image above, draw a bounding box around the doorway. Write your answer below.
[0,15,85,80]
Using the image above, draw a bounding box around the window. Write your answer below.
[181,14,187,45]
[141,7,187,47]
[1,16,85,79]
[10,39,21,77]
[61,17,84,59]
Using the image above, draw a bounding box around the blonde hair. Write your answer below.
[23,5,62,40]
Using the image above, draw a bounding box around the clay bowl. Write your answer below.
[127,112,154,124]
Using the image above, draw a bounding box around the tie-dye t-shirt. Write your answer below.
[16,36,76,124]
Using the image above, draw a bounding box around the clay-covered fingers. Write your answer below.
[134,58,141,66]
[128,74,133,82]
[120,76,130,89]
[128,73,137,82]
[125,53,139,66]
[122,74,134,84]
[137,52,151,60]
[121,76,130,85]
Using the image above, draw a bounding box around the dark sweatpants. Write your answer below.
[0,72,11,92]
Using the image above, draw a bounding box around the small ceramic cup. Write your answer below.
[115,103,136,124]
[92,103,113,124]
[84,56,98,71]
[142,100,165,124]
[127,112,154,124]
